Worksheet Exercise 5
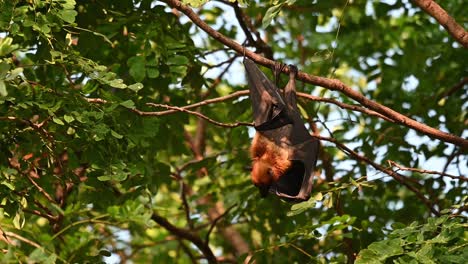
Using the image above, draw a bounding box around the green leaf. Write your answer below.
[63,115,75,123]
[363,239,404,261]
[287,199,316,216]
[120,100,135,109]
[111,130,123,139]
[128,56,146,82]
[109,79,127,89]
[97,175,111,181]
[356,249,382,264]
[314,192,323,201]
[13,211,25,229]
[167,55,189,65]
[5,67,23,81]
[146,67,160,78]
[67,127,75,135]
[28,248,57,264]
[1,181,15,190]
[59,10,78,23]
[115,173,128,181]
[170,65,187,75]
[323,194,333,208]
[53,117,65,125]
[0,37,19,56]
[262,4,283,28]
[0,81,6,97]
[0,62,10,78]
[60,0,77,9]
[128,83,144,92]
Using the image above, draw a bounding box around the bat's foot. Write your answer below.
[288,64,298,78]
[273,190,309,202]
[273,61,286,86]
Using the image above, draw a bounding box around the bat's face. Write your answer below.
[251,159,273,197]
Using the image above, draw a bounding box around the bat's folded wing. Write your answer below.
[271,139,319,202]
[244,58,292,130]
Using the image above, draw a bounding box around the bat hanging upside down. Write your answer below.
[244,58,319,202]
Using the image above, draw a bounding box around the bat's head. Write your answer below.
[251,159,273,197]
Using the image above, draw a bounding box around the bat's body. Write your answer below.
[250,133,291,196]
[244,58,319,202]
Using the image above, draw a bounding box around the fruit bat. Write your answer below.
[245,58,319,202]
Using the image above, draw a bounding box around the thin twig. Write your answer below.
[315,135,441,216]
[388,160,467,181]
[26,175,57,204]
[179,177,194,229]
[144,103,253,128]
[152,213,218,264]
[437,77,468,101]
[51,215,111,240]
[205,204,237,246]
[442,148,459,177]
[85,89,393,123]
[298,93,394,122]
[141,90,248,115]
[203,55,240,69]
[33,200,55,218]
[3,231,42,249]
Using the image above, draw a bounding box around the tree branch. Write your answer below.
[437,77,468,101]
[388,160,467,181]
[205,204,237,246]
[412,0,468,48]
[26,175,57,205]
[145,103,253,128]
[86,88,393,123]
[151,213,218,264]
[315,135,440,216]
[3,231,42,249]
[161,0,468,149]
[220,0,273,59]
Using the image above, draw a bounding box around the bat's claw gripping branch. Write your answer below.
[273,61,286,86]
[288,64,298,79]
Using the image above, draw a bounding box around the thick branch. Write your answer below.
[162,0,468,149]
[412,0,468,48]
[151,213,218,264]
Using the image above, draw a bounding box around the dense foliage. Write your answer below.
[0,0,466,263]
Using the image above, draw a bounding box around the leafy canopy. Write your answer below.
[0,0,466,263]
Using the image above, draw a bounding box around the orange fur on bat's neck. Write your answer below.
[250,133,291,188]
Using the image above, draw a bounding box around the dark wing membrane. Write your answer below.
[244,58,292,130]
